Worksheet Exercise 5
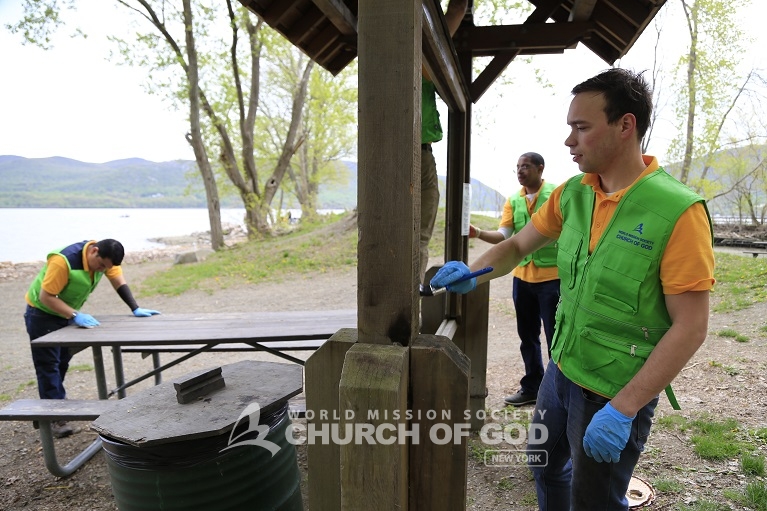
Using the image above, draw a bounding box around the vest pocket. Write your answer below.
[557,226,583,290]
[578,328,653,377]
[592,244,652,314]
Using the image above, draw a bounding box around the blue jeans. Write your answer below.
[527,361,658,510]
[512,277,559,394]
[25,305,73,399]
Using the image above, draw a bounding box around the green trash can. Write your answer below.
[92,361,304,511]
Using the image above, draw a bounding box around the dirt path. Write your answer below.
[1,247,765,510]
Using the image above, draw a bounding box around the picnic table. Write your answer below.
[31,310,356,399]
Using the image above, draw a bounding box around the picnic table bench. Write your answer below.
[0,399,117,477]
[742,250,767,258]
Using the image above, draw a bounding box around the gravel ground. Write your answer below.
[1,244,766,510]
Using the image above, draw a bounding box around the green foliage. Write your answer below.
[711,252,767,313]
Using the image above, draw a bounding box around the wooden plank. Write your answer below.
[409,334,470,510]
[305,328,358,511]
[91,360,302,447]
[357,0,420,345]
[31,310,356,347]
[0,399,117,421]
[339,343,409,510]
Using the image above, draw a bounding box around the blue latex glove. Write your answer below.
[73,312,100,328]
[583,402,635,463]
[133,307,161,317]
[430,261,477,294]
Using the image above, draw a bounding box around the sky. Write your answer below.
[1,1,765,196]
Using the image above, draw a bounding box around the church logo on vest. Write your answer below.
[633,223,644,235]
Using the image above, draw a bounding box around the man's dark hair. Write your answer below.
[96,239,125,266]
[571,68,652,139]
[521,152,544,167]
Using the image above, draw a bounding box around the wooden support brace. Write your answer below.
[410,334,470,510]
[339,343,409,511]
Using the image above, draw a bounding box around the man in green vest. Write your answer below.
[468,152,558,407]
[419,0,467,284]
[431,68,715,510]
[24,239,160,438]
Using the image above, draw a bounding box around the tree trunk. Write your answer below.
[183,0,223,250]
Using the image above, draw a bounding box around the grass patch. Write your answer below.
[656,414,689,431]
[0,394,11,402]
[712,252,767,313]
[137,210,501,297]
[724,481,767,511]
[69,364,93,372]
[16,380,36,393]
[741,454,765,476]
[652,478,684,493]
[716,328,749,342]
[689,417,750,460]
[678,502,732,511]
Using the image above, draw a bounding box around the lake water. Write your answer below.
[0,207,501,264]
[0,208,253,264]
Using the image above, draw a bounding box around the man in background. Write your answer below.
[24,238,160,438]
[468,152,558,407]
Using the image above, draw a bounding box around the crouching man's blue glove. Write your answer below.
[73,312,100,328]
[583,402,635,463]
[133,308,161,317]
[430,261,477,294]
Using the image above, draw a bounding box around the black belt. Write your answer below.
[421,143,432,152]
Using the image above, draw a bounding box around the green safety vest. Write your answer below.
[422,78,442,144]
[551,169,711,408]
[27,242,103,317]
[510,182,558,268]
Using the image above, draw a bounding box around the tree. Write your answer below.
[668,0,754,187]
[7,0,356,244]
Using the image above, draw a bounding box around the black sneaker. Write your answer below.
[51,421,79,438]
[504,390,537,407]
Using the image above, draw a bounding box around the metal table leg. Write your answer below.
[91,347,108,400]
[111,346,126,399]
[38,421,103,478]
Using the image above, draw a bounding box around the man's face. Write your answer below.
[564,92,622,174]
[86,246,114,273]
[516,156,542,189]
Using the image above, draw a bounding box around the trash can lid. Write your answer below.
[91,360,302,447]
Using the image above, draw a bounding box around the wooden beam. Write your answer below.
[357,0,421,345]
[569,0,598,21]
[464,22,597,56]
[421,0,468,112]
[469,51,518,103]
[312,0,358,35]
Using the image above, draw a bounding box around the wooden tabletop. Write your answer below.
[31,310,357,348]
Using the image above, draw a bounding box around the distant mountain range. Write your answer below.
[0,155,506,211]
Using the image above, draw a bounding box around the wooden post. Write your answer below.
[357,0,421,345]
[305,329,357,510]
[451,281,490,431]
[339,343,409,510]
[410,334,470,510]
